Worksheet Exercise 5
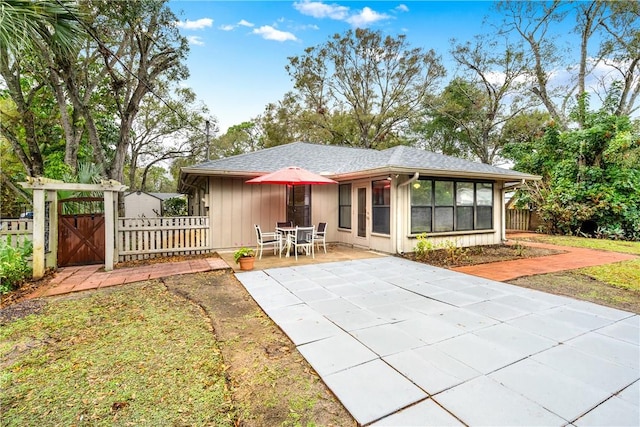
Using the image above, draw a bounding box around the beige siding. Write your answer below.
[209,177,338,250]
[309,184,339,243]
[206,175,510,254]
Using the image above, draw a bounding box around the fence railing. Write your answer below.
[506,209,531,231]
[0,219,33,248]
[117,216,211,261]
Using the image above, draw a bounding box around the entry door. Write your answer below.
[287,185,311,226]
[355,186,369,246]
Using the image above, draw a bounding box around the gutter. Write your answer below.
[396,172,420,254]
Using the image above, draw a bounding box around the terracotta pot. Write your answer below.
[238,256,255,271]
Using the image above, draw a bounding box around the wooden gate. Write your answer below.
[58,197,105,267]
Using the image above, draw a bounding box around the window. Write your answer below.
[372,180,391,234]
[456,182,474,231]
[338,184,351,229]
[476,183,493,229]
[410,179,493,233]
[410,180,432,233]
[434,181,454,232]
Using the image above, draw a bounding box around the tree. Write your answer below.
[127,85,210,191]
[414,35,532,164]
[496,1,639,129]
[0,0,191,184]
[0,0,84,177]
[505,104,640,239]
[212,122,261,158]
[286,28,445,149]
[65,0,190,182]
[0,0,83,56]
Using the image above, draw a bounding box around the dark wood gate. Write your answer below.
[58,197,105,267]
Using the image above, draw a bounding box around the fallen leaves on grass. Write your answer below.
[0,283,236,426]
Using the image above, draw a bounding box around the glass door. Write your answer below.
[286,185,311,226]
[355,185,369,247]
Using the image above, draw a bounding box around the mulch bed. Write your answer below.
[405,243,563,268]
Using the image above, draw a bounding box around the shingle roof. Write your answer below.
[181,142,538,181]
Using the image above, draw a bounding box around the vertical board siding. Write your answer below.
[506,209,531,231]
[0,219,33,248]
[117,216,210,261]
[211,177,286,250]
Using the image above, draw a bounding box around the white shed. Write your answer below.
[123,191,182,217]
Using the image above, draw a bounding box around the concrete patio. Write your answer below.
[236,257,640,426]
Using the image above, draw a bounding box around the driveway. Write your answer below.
[236,257,639,426]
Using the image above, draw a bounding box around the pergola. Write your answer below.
[19,177,128,279]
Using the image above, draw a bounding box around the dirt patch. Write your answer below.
[161,270,355,427]
[115,251,218,269]
[0,270,54,309]
[405,243,563,268]
[509,271,640,314]
[0,298,48,324]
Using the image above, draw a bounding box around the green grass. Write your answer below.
[528,235,640,255]
[1,284,235,426]
[580,259,640,292]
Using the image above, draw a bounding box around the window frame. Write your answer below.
[372,179,391,235]
[410,178,494,234]
[338,183,352,229]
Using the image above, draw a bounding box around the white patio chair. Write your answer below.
[290,226,315,261]
[254,224,280,259]
[314,222,327,254]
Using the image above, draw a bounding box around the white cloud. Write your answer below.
[176,18,213,30]
[187,35,205,46]
[253,26,298,42]
[346,7,389,28]
[220,19,254,31]
[396,4,409,13]
[293,0,349,20]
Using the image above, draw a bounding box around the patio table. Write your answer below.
[276,226,296,257]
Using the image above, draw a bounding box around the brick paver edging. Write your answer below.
[452,240,637,281]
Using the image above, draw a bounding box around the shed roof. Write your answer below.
[180,142,539,191]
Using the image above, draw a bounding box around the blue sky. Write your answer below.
[168,1,575,133]
[168,1,510,133]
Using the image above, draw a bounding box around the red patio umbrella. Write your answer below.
[245,166,337,185]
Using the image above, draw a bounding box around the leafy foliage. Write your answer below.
[506,108,640,240]
[0,237,33,294]
[285,28,445,149]
[233,247,255,264]
[162,197,187,217]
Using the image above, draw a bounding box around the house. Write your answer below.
[178,142,540,254]
[123,191,184,217]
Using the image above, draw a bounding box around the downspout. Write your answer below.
[396,172,420,254]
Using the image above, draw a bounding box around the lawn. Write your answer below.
[508,234,640,313]
[524,234,640,255]
[1,283,235,426]
[1,272,355,426]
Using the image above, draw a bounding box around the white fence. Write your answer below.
[0,219,33,248]
[117,216,211,262]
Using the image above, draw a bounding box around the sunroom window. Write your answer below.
[372,180,391,234]
[410,179,493,233]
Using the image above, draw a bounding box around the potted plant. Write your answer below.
[234,247,255,270]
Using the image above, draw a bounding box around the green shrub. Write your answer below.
[413,233,435,260]
[0,238,33,294]
[441,239,469,264]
